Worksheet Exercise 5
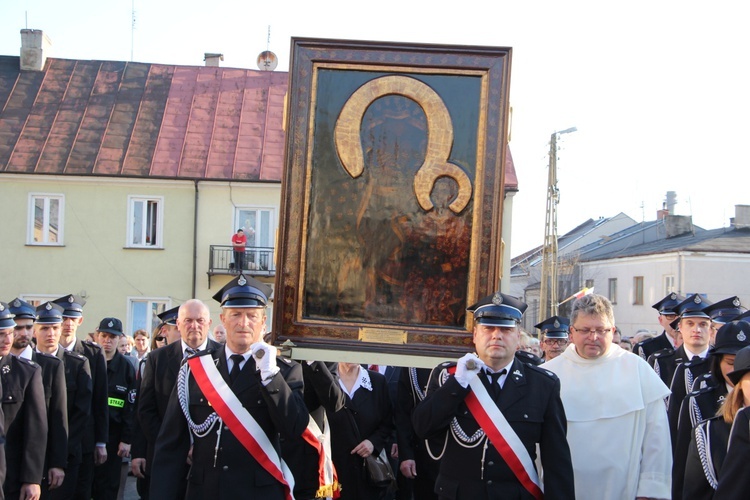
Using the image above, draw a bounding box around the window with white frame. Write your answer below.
[664,275,675,295]
[128,297,170,335]
[235,207,275,270]
[20,294,61,307]
[128,196,163,248]
[28,193,64,245]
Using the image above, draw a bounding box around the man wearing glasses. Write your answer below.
[544,293,672,500]
[535,316,569,362]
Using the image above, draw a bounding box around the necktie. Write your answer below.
[486,369,507,398]
[184,347,196,359]
[229,354,245,384]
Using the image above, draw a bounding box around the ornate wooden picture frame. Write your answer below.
[273,38,512,357]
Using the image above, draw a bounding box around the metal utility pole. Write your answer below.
[540,127,576,319]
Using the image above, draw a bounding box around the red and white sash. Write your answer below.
[465,376,543,500]
[188,354,295,500]
[300,414,341,499]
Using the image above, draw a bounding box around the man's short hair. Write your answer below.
[570,294,615,326]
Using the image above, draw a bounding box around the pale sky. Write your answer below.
[2,0,748,254]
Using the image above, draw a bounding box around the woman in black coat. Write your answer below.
[327,362,394,500]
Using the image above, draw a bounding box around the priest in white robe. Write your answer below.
[544,293,671,500]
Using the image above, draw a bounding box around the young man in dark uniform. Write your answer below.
[535,315,569,362]
[634,292,683,360]
[52,294,108,500]
[8,298,68,498]
[92,318,136,500]
[412,292,574,500]
[0,301,48,500]
[35,301,93,500]
[151,275,309,499]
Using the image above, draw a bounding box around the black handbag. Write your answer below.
[345,406,397,490]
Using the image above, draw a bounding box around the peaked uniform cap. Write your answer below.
[7,298,35,320]
[156,306,180,326]
[53,294,87,318]
[534,315,570,339]
[712,320,750,356]
[97,317,124,336]
[36,302,65,324]
[0,301,16,329]
[212,274,273,308]
[652,292,684,314]
[726,344,750,385]
[703,296,745,324]
[671,294,712,329]
[467,292,527,327]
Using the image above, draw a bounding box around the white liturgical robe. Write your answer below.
[544,343,672,500]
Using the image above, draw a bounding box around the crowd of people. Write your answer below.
[1,278,749,500]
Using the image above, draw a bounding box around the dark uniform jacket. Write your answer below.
[683,415,730,500]
[70,338,109,450]
[714,406,750,499]
[673,375,728,500]
[1,355,47,496]
[55,346,93,465]
[397,367,439,500]
[648,344,688,392]
[150,346,308,500]
[104,350,136,445]
[0,376,6,500]
[30,351,68,472]
[668,355,711,499]
[634,331,674,361]
[137,339,220,473]
[412,358,575,500]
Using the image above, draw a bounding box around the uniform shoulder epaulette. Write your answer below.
[526,363,558,379]
[688,382,717,398]
[36,351,61,362]
[651,347,674,359]
[15,356,37,367]
[64,350,87,361]
[278,356,292,365]
[82,340,103,352]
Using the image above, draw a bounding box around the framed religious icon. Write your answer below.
[273,38,512,357]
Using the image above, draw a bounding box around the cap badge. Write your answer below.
[733,298,741,307]
[492,292,503,306]
[68,296,75,303]
[738,330,747,342]
[238,275,247,286]
[108,320,114,328]
[694,295,702,304]
[0,304,4,312]
[670,293,677,300]
[45,303,52,310]
[13,299,20,307]
[553,319,560,328]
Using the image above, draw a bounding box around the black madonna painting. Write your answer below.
[274,38,512,356]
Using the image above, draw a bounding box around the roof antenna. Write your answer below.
[257,25,278,71]
[130,0,136,61]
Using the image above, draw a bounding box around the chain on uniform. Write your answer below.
[694,421,719,489]
[437,365,487,447]
[177,362,221,437]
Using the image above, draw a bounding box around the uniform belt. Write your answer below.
[108,397,125,408]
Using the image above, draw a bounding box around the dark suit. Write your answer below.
[0,375,6,500]
[634,331,674,361]
[70,338,108,500]
[150,346,308,500]
[412,358,574,500]
[683,415,730,500]
[1,354,47,499]
[51,347,92,500]
[29,351,68,495]
[714,406,750,499]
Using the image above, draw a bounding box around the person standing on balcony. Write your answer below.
[231,229,247,274]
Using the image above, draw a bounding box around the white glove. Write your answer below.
[251,342,279,383]
[454,353,483,388]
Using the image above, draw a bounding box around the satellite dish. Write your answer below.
[257,51,278,71]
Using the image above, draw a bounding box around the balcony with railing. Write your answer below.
[208,245,276,286]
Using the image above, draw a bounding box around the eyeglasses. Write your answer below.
[543,338,568,346]
[14,325,34,330]
[155,336,166,342]
[571,326,613,337]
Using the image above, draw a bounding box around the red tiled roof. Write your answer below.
[0,55,518,187]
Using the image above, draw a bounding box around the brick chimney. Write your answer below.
[20,29,52,71]
[664,215,694,238]
[204,53,223,67]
